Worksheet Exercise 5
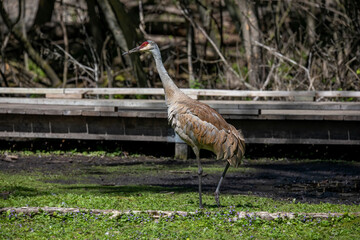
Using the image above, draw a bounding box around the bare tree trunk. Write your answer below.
[237,0,260,88]
[32,0,56,28]
[187,23,196,88]
[198,0,221,50]
[247,0,260,83]
[224,0,260,88]
[20,0,28,70]
[307,4,316,46]
[97,0,147,88]
[59,0,68,88]
[0,0,61,87]
[86,0,105,57]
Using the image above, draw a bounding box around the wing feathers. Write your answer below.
[169,99,245,167]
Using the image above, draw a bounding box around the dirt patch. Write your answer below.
[1,154,359,205]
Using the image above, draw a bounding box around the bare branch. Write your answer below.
[138,0,149,38]
[53,44,95,77]
[253,41,314,90]
[179,5,256,90]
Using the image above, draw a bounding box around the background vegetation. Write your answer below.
[1,0,359,91]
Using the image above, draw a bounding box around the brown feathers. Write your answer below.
[168,95,245,167]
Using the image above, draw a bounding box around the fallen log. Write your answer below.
[1,207,359,220]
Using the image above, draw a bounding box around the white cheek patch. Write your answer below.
[140,44,152,51]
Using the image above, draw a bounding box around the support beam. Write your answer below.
[174,133,188,160]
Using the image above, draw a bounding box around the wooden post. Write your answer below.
[174,133,188,160]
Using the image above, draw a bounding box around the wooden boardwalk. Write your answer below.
[1,88,360,155]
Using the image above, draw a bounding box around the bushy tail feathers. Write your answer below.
[227,128,245,167]
[215,127,245,167]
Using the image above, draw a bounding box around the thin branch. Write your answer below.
[138,0,149,38]
[53,44,95,77]
[253,41,314,90]
[179,4,256,90]
[253,63,277,101]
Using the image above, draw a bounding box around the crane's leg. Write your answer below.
[193,147,203,209]
[214,162,230,207]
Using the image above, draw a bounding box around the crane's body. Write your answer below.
[124,40,245,208]
[168,94,245,167]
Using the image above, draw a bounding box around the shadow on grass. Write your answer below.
[1,186,43,198]
[63,184,193,195]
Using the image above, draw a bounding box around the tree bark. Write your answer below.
[224,0,260,88]
[32,0,56,28]
[96,0,147,87]
[0,0,61,87]
[306,4,316,46]
[86,0,105,57]
[187,23,196,88]
[237,0,260,87]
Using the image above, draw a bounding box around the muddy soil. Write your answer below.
[1,154,359,205]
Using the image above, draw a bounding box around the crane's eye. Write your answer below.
[139,41,149,49]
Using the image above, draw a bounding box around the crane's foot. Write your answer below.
[214,191,221,207]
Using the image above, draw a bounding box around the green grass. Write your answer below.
[2,209,359,239]
[1,155,360,239]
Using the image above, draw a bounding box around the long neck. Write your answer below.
[151,46,186,105]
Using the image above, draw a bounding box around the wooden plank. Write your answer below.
[81,111,101,116]
[261,109,360,116]
[0,87,166,95]
[324,115,344,121]
[258,115,286,120]
[205,101,360,111]
[316,91,360,98]
[0,88,64,94]
[94,106,118,112]
[184,89,317,98]
[99,112,119,117]
[4,131,358,145]
[246,137,360,145]
[218,109,259,115]
[3,98,359,111]
[1,87,360,99]
[0,98,167,108]
[285,115,324,121]
[344,116,360,121]
[6,109,25,114]
[46,93,83,99]
[0,131,169,142]
[63,110,83,116]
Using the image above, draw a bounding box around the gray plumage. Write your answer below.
[123,40,245,208]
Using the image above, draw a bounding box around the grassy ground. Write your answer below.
[1,151,360,239]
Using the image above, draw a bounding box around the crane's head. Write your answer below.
[122,40,157,56]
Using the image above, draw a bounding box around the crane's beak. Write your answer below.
[122,46,141,56]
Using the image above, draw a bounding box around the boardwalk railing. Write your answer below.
[0,88,360,150]
[1,88,360,101]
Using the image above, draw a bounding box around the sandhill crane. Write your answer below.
[123,40,245,208]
